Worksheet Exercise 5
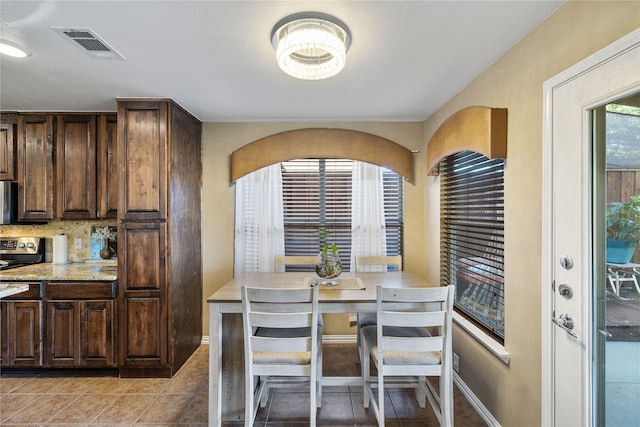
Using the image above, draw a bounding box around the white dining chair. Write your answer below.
[274,255,319,272]
[361,285,455,427]
[354,255,403,362]
[241,285,322,426]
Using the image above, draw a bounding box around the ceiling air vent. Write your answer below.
[52,27,125,60]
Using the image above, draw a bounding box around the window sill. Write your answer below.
[453,312,510,365]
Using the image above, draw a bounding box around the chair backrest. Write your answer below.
[274,255,319,272]
[242,286,319,375]
[355,255,403,272]
[376,285,454,375]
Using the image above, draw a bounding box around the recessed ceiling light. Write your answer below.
[271,12,351,81]
[0,40,31,58]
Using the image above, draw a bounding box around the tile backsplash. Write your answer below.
[0,220,117,263]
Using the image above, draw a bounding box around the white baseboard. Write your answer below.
[201,335,499,425]
[322,334,357,344]
[453,371,501,427]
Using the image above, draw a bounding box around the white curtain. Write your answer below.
[350,161,387,272]
[234,163,285,273]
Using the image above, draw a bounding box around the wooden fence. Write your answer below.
[607,169,640,263]
[607,169,640,203]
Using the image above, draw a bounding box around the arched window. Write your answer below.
[232,128,411,273]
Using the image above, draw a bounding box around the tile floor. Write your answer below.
[0,344,487,426]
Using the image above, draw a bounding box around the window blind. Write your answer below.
[281,159,403,272]
[440,151,505,342]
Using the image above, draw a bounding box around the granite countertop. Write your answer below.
[0,283,30,298]
[0,261,118,282]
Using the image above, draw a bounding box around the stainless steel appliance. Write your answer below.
[0,182,18,224]
[0,237,46,271]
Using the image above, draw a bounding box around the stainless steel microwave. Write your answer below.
[0,182,17,224]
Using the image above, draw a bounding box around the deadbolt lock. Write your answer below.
[558,284,573,299]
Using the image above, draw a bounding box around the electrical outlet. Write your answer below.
[453,353,460,372]
[74,238,83,250]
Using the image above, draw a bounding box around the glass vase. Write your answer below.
[316,251,342,279]
[100,238,115,260]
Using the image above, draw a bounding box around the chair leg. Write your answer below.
[378,366,385,427]
[259,375,269,407]
[244,374,254,427]
[310,363,317,426]
[356,315,362,363]
[440,374,454,427]
[362,332,370,408]
[415,376,426,408]
[317,346,323,408]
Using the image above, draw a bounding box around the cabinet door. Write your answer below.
[81,300,115,367]
[56,115,97,219]
[119,222,168,371]
[45,300,80,366]
[118,101,167,220]
[0,302,8,365]
[97,114,118,218]
[6,301,42,366]
[17,115,54,220]
[0,114,17,181]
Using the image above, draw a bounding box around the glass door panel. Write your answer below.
[596,92,640,426]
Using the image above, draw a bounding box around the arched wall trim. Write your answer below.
[230,128,414,182]
[426,106,507,175]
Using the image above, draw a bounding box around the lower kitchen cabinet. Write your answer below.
[45,299,115,367]
[1,280,117,371]
[45,282,116,368]
[0,283,43,367]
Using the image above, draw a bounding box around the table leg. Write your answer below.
[209,303,222,427]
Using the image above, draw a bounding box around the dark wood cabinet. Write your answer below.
[81,299,115,367]
[46,300,80,366]
[44,281,116,368]
[0,283,43,367]
[55,114,97,219]
[8,111,117,220]
[117,99,202,377]
[118,221,167,370]
[16,114,54,220]
[1,281,116,369]
[97,114,118,218]
[0,113,17,180]
[118,101,167,221]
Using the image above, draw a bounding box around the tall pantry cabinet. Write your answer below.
[117,99,202,377]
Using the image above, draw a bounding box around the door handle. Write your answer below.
[552,313,579,339]
[598,328,612,338]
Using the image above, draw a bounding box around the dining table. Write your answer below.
[207,271,433,426]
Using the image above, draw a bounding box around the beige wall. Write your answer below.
[423,1,640,426]
[201,121,425,336]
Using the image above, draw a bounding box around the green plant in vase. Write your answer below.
[316,228,343,279]
[606,194,640,263]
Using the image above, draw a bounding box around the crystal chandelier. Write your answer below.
[271,13,351,80]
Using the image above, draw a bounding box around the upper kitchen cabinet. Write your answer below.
[56,114,97,219]
[0,113,17,181]
[17,114,54,221]
[97,114,118,219]
[117,101,167,221]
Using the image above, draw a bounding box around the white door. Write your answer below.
[543,30,640,426]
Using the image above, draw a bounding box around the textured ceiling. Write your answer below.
[0,1,565,122]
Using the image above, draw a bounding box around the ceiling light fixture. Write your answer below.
[0,40,31,58]
[271,12,351,81]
